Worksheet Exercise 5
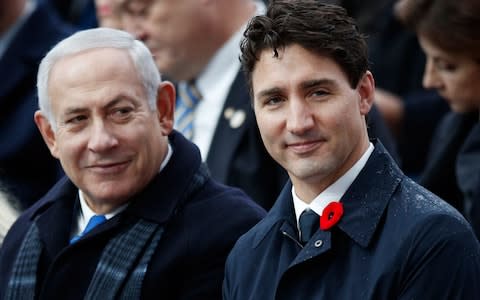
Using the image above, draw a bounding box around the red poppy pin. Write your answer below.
[320,201,344,230]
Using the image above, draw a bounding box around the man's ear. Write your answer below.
[34,111,59,159]
[156,81,176,135]
[357,71,375,116]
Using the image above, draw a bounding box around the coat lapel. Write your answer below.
[338,142,402,247]
[31,178,78,259]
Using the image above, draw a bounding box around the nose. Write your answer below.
[286,99,315,135]
[87,120,119,153]
[423,58,443,90]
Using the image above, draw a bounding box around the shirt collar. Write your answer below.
[293,142,374,227]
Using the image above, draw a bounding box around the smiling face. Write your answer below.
[35,48,174,212]
[252,44,374,201]
[419,34,480,113]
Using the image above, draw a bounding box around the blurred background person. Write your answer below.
[0,0,75,209]
[396,0,480,238]
[117,0,397,210]
[367,0,450,179]
[325,0,451,178]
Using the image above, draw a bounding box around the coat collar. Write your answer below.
[252,141,403,248]
[126,131,203,223]
[338,141,402,247]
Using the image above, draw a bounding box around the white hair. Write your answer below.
[37,27,161,130]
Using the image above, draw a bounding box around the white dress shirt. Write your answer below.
[292,143,374,230]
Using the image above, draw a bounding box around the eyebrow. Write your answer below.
[300,78,337,90]
[63,97,133,116]
[63,107,88,117]
[256,87,283,99]
[256,78,338,99]
[104,97,133,110]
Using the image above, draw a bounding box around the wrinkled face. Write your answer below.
[36,48,173,208]
[419,34,480,113]
[252,44,374,201]
[119,0,210,81]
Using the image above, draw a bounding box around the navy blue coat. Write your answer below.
[454,118,480,239]
[224,141,480,300]
[0,2,75,209]
[0,132,266,299]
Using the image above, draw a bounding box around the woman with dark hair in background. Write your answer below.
[396,0,480,238]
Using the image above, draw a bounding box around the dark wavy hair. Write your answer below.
[240,0,369,95]
[395,0,480,59]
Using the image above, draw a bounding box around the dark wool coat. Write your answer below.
[0,132,266,299]
[223,141,480,300]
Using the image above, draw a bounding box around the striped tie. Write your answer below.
[174,81,202,140]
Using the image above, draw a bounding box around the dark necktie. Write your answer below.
[299,209,320,245]
[70,214,107,244]
[174,81,202,140]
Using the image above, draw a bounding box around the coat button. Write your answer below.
[314,240,323,247]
